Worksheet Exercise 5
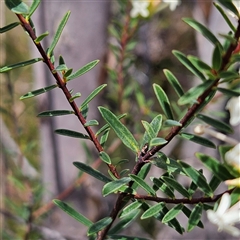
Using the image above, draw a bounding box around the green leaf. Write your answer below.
[20,84,57,100]
[182,206,204,229]
[219,70,239,83]
[120,201,143,218]
[196,153,234,181]
[100,129,110,147]
[67,60,99,81]
[217,87,240,97]
[53,199,92,227]
[99,151,112,164]
[172,51,206,82]
[231,188,240,205]
[162,204,183,223]
[179,132,216,149]
[84,120,99,127]
[141,114,162,147]
[37,110,74,117]
[213,3,236,32]
[212,44,222,71]
[218,0,240,18]
[102,177,131,197]
[163,69,184,97]
[5,0,29,14]
[209,175,221,192]
[141,203,165,219]
[0,22,20,33]
[149,137,167,148]
[80,84,107,110]
[87,217,112,236]
[81,104,88,119]
[187,55,212,73]
[155,205,184,234]
[153,83,174,119]
[187,203,203,232]
[152,177,175,198]
[151,153,183,175]
[55,129,90,140]
[28,0,40,18]
[183,18,222,48]
[178,160,213,197]
[129,174,155,196]
[47,11,71,57]
[164,119,182,127]
[95,113,127,137]
[178,80,213,105]
[161,176,190,198]
[69,92,81,102]
[132,163,151,191]
[197,113,233,133]
[63,68,73,78]
[108,210,140,235]
[99,107,139,152]
[55,64,68,72]
[34,31,49,44]
[0,58,42,73]
[141,121,155,140]
[73,162,111,183]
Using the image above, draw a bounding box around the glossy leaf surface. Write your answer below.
[0,22,20,33]
[87,217,112,236]
[55,129,90,139]
[38,110,74,117]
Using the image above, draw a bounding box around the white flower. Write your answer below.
[130,1,150,18]
[163,0,181,11]
[225,143,240,170]
[226,96,240,126]
[207,193,240,237]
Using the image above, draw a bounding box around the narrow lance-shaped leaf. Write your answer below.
[152,177,175,198]
[28,0,41,18]
[108,210,140,235]
[102,177,131,197]
[153,83,174,119]
[120,201,142,218]
[47,11,71,57]
[38,110,74,117]
[73,162,111,183]
[0,22,20,33]
[141,121,155,140]
[80,84,107,110]
[162,204,183,223]
[164,119,182,127]
[67,60,99,81]
[84,120,99,127]
[218,0,240,18]
[178,160,213,197]
[163,69,184,97]
[178,80,214,105]
[53,199,92,227]
[197,114,233,134]
[34,31,49,44]
[212,43,222,71]
[20,84,57,100]
[0,58,42,73]
[99,107,139,153]
[129,174,155,196]
[187,55,212,73]
[99,151,111,164]
[213,3,236,32]
[95,113,127,137]
[172,51,206,82]
[87,217,112,236]
[217,87,240,97]
[179,132,216,149]
[183,18,222,48]
[5,0,29,14]
[141,202,165,219]
[161,176,190,198]
[55,129,90,140]
[141,114,162,147]
[182,206,204,229]
[196,153,234,181]
[109,235,149,240]
[149,137,168,148]
[187,203,203,232]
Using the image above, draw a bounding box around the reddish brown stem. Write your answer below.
[16,14,120,178]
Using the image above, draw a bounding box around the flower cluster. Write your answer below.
[130,0,181,18]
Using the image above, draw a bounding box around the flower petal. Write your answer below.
[226,97,240,126]
[216,193,231,215]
